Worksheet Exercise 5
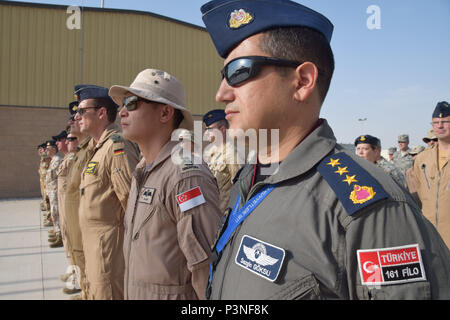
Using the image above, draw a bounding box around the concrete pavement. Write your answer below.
[0,198,75,300]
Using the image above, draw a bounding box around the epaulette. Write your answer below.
[317,152,388,215]
[180,156,200,172]
[109,133,124,143]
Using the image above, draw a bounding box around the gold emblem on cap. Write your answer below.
[72,105,78,112]
[440,113,443,118]
[74,94,78,100]
[360,135,366,141]
[229,9,253,29]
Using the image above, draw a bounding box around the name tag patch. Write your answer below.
[235,235,285,282]
[357,244,426,286]
[85,161,99,175]
[139,187,155,204]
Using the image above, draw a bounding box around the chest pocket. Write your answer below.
[80,162,104,195]
[268,274,322,300]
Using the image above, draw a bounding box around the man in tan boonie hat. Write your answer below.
[422,129,437,147]
[109,69,221,300]
[109,69,193,130]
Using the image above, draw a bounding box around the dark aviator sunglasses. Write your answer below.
[221,56,302,87]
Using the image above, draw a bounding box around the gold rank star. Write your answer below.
[335,166,349,176]
[343,174,358,186]
[327,158,340,167]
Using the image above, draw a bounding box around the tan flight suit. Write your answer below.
[46,154,63,232]
[64,137,93,299]
[209,119,450,300]
[204,142,242,213]
[123,140,221,300]
[57,152,75,260]
[39,155,50,210]
[413,143,450,247]
[79,123,140,300]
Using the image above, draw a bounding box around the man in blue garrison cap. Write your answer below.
[202,0,450,300]
[73,84,140,300]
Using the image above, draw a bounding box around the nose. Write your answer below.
[215,78,234,103]
[119,105,128,118]
[74,112,81,121]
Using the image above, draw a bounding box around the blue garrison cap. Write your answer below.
[354,135,381,148]
[68,101,78,115]
[52,130,68,141]
[203,109,226,126]
[45,140,57,148]
[201,0,334,58]
[74,84,118,108]
[432,101,450,118]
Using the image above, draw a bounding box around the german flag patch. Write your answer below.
[114,149,125,156]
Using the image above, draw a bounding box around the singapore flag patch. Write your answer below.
[176,186,205,212]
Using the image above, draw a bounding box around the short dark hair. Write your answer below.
[93,98,118,123]
[259,26,335,104]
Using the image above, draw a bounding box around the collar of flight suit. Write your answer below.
[77,136,91,151]
[90,122,121,151]
[237,118,337,187]
[134,139,180,179]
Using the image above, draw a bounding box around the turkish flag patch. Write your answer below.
[357,244,426,285]
[176,186,206,212]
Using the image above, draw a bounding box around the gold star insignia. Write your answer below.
[327,158,341,167]
[335,166,349,176]
[343,175,358,186]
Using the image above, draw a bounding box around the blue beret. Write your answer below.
[74,84,118,108]
[203,109,226,126]
[432,101,450,118]
[52,130,68,141]
[68,101,78,115]
[354,135,381,148]
[45,140,57,147]
[201,0,334,58]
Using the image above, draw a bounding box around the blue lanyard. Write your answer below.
[209,183,277,283]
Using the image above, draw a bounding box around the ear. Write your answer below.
[97,106,108,120]
[159,105,175,124]
[293,62,319,103]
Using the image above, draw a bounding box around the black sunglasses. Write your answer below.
[122,96,153,111]
[76,106,100,116]
[221,56,302,87]
[66,137,77,142]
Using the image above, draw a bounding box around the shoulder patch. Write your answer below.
[109,133,124,143]
[317,152,388,215]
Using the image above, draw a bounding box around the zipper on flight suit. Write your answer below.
[435,171,441,228]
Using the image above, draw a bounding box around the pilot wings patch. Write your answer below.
[235,235,285,282]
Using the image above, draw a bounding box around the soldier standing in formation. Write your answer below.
[74,85,140,299]
[203,109,242,213]
[63,100,92,299]
[354,135,407,189]
[109,69,221,299]
[393,134,414,175]
[201,0,450,299]
[413,101,450,247]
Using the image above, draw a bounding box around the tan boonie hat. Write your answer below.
[398,134,409,142]
[109,69,194,130]
[409,145,425,155]
[422,129,437,143]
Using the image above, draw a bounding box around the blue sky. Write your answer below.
[7,0,450,149]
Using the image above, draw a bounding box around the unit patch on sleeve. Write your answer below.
[176,186,205,212]
[357,244,426,286]
[235,235,285,282]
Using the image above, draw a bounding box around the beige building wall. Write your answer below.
[0,1,224,199]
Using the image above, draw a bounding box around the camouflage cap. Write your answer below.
[388,147,397,154]
[409,145,425,155]
[398,134,409,142]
